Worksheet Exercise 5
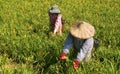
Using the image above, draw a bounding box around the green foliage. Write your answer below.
[0,0,120,74]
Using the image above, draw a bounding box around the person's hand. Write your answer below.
[51,32,56,37]
[73,60,80,70]
[60,52,66,60]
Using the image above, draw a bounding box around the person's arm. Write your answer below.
[76,37,94,62]
[54,14,62,34]
[62,33,73,54]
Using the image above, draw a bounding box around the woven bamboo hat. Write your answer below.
[70,21,95,39]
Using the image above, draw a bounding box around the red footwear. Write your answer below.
[73,60,80,70]
[60,52,66,60]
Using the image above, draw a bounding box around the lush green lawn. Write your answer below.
[0,0,120,74]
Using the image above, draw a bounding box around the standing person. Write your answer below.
[48,4,65,36]
[60,21,95,70]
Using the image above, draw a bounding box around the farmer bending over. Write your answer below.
[60,21,95,70]
[48,4,65,36]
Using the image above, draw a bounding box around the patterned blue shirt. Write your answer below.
[63,33,94,61]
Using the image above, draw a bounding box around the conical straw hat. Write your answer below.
[70,21,95,39]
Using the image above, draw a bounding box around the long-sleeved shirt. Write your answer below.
[49,13,62,33]
[54,14,62,34]
[63,33,94,62]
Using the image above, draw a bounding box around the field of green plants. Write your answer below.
[0,0,120,74]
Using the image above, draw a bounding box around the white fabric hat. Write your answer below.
[49,4,61,13]
[70,21,95,39]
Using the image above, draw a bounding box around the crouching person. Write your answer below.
[60,21,95,70]
[48,4,65,36]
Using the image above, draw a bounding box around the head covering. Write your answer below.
[49,4,61,13]
[70,21,95,39]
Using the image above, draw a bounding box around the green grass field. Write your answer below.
[0,0,120,74]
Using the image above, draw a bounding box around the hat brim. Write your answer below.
[49,9,61,13]
[70,21,95,39]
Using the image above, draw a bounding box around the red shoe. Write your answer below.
[73,60,80,70]
[60,52,66,60]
